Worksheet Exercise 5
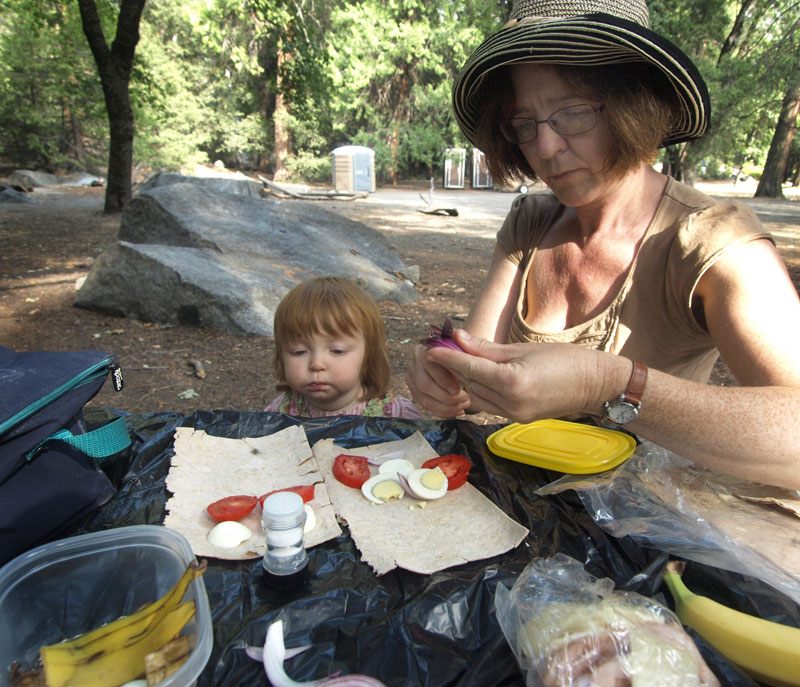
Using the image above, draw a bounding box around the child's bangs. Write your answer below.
[281,288,360,342]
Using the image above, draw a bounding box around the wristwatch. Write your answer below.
[603,361,648,425]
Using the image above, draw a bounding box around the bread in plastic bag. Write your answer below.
[495,553,720,686]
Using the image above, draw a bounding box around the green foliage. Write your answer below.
[0,0,107,169]
[131,0,211,170]
[325,0,501,181]
[284,151,332,183]
[1,0,796,187]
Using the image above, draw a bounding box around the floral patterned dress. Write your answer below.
[265,391,423,419]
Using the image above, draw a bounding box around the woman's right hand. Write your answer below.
[405,343,472,417]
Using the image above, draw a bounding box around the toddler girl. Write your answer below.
[265,276,422,419]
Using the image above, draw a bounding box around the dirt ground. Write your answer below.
[2,179,800,423]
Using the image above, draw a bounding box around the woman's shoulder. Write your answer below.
[508,190,562,217]
[662,177,762,229]
[498,191,563,253]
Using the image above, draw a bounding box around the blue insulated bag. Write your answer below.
[0,346,130,566]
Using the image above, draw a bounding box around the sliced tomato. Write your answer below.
[332,453,371,489]
[422,454,471,490]
[258,484,316,507]
[207,494,258,522]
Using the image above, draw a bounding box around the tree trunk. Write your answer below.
[718,0,758,63]
[386,69,410,186]
[77,0,145,213]
[755,78,800,198]
[273,43,291,182]
[661,145,685,183]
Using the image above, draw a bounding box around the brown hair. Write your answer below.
[475,62,681,188]
[272,276,390,399]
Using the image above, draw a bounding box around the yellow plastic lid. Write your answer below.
[486,419,636,473]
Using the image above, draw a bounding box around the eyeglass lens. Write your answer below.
[501,104,603,144]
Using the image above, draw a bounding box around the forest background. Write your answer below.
[1,0,800,205]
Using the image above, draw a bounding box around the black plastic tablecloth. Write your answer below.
[72,409,785,686]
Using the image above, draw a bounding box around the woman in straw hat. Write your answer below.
[407,0,800,488]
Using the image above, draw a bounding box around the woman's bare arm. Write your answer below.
[429,239,800,488]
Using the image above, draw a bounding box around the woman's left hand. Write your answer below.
[428,329,628,422]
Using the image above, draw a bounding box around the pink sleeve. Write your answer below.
[390,396,424,420]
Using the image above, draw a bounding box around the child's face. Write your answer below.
[281,331,367,412]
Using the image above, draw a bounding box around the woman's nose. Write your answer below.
[530,121,566,158]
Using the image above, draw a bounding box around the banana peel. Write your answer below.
[144,635,192,686]
[664,560,800,687]
[39,559,206,687]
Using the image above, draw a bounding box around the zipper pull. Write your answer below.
[110,363,124,392]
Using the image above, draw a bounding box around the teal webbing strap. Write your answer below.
[27,417,131,463]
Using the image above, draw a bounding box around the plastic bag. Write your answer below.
[60,411,768,687]
[537,439,800,607]
[495,554,719,687]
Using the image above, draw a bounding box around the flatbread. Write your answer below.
[314,432,529,575]
[733,485,800,519]
[164,426,341,560]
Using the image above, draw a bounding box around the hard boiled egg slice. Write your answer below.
[406,467,448,500]
[303,503,316,533]
[361,473,405,504]
[378,458,415,478]
[208,520,252,548]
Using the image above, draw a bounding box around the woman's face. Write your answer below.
[509,63,613,207]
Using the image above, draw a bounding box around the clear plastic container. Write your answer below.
[0,525,212,687]
[261,491,308,586]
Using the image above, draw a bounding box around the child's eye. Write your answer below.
[288,348,307,357]
[331,348,348,355]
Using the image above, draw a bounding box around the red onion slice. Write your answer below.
[397,472,425,500]
[420,319,464,352]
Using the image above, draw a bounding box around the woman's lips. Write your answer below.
[547,169,575,182]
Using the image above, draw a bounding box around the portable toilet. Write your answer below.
[471,148,493,188]
[331,145,376,192]
[443,148,466,188]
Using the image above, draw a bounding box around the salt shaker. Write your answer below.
[261,491,309,588]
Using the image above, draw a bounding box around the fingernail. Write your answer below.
[459,330,471,340]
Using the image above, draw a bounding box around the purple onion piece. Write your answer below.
[319,677,389,686]
[420,318,464,352]
[397,472,424,500]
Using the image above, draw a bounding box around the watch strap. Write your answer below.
[622,361,648,407]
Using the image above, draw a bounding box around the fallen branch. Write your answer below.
[187,358,207,379]
[417,207,459,216]
[258,176,368,201]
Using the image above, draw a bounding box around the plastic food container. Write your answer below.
[0,525,212,687]
[487,419,637,473]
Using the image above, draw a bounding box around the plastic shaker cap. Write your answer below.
[262,491,304,524]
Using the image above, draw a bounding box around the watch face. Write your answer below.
[605,400,639,425]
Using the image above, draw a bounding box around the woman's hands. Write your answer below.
[405,342,472,417]
[408,328,631,422]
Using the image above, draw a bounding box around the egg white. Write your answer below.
[406,467,448,500]
[207,520,252,548]
[303,503,316,533]
[361,473,405,504]
[378,458,415,478]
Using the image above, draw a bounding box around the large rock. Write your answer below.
[140,171,261,197]
[74,181,417,336]
[0,184,33,203]
[6,170,103,188]
[7,170,61,187]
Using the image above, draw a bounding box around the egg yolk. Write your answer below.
[372,479,403,502]
[420,467,446,491]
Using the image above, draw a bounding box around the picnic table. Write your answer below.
[73,409,791,686]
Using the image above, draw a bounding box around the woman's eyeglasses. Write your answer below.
[500,104,605,145]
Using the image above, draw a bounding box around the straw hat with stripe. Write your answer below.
[453,0,709,148]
